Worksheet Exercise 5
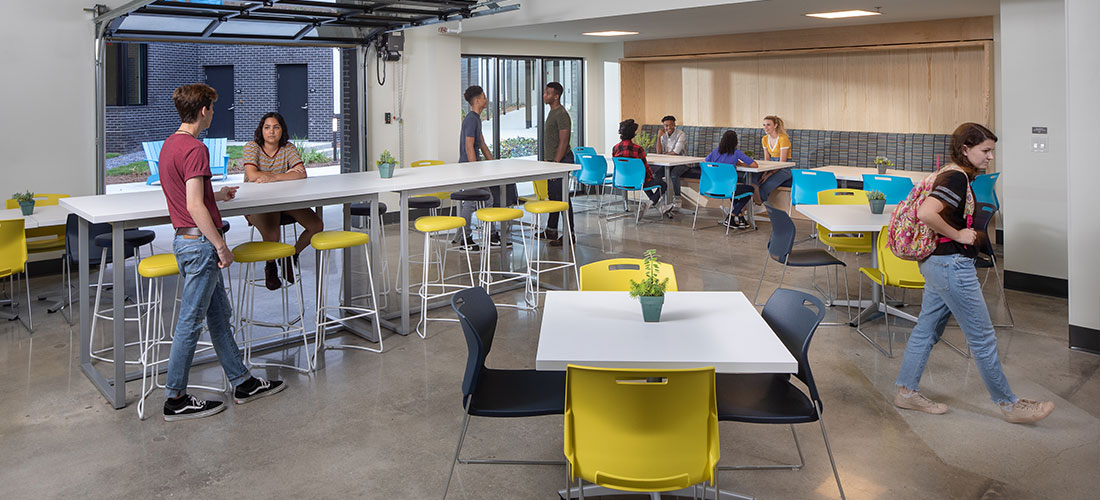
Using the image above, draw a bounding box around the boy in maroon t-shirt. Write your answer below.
[159,84,285,421]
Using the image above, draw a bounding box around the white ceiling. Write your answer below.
[460,0,999,43]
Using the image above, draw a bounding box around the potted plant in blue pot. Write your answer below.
[377,150,396,178]
[866,189,887,214]
[12,191,35,216]
[629,249,670,322]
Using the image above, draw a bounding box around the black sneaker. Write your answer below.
[454,234,480,252]
[234,377,286,404]
[721,216,738,229]
[737,215,751,229]
[163,394,225,422]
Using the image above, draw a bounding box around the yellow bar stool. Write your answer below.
[414,215,476,338]
[232,241,310,373]
[135,253,225,420]
[310,230,384,368]
[395,195,446,295]
[474,207,533,309]
[523,200,578,305]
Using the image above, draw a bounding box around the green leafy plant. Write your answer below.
[291,138,331,165]
[12,190,35,203]
[635,131,656,152]
[874,156,895,168]
[499,137,537,159]
[866,190,887,201]
[743,150,756,159]
[628,249,670,299]
[377,149,396,166]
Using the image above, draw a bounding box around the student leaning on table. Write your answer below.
[704,130,757,229]
[158,83,284,422]
[750,115,794,205]
[893,122,1053,424]
[242,112,324,291]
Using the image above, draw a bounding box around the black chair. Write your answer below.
[716,288,845,500]
[753,204,850,325]
[442,287,565,499]
[972,202,1013,328]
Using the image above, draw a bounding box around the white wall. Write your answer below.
[997,0,1068,280]
[1065,0,1100,331]
[1,1,114,197]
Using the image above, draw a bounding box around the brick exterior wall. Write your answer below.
[107,42,334,153]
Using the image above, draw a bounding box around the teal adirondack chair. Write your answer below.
[142,140,165,185]
[203,137,230,181]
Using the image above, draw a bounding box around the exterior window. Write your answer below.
[106,42,147,106]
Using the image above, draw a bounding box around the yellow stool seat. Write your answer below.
[524,200,570,214]
[475,207,523,222]
[232,241,295,263]
[138,253,179,279]
[415,216,466,233]
[311,230,369,251]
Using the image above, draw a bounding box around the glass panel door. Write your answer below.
[497,57,539,159]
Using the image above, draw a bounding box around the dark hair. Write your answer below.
[950,122,998,180]
[661,115,676,124]
[618,119,638,141]
[172,83,217,124]
[463,85,484,105]
[254,112,290,148]
[546,82,564,97]
[717,130,739,155]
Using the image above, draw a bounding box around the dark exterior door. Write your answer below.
[203,65,235,138]
[277,64,309,139]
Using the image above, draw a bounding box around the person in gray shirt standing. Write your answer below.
[456,85,494,247]
[540,82,575,247]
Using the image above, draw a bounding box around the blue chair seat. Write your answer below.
[468,369,567,417]
[409,196,442,210]
[716,373,817,424]
[350,201,388,217]
[94,229,156,249]
[450,189,491,202]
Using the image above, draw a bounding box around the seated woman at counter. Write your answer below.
[242,112,323,290]
[704,130,757,229]
[750,114,794,205]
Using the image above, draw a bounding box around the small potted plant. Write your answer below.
[874,156,894,175]
[12,191,35,216]
[866,190,887,214]
[377,150,397,179]
[635,131,656,152]
[629,249,671,322]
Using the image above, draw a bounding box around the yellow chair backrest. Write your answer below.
[875,226,925,288]
[0,219,29,278]
[410,160,449,200]
[564,365,719,492]
[579,258,679,292]
[534,180,549,201]
[6,193,69,209]
[816,189,871,252]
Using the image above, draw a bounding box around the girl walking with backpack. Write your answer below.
[892,122,1054,424]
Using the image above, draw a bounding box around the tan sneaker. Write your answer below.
[894,389,948,415]
[1001,399,1054,424]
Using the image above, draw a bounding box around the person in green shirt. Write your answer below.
[540,82,575,247]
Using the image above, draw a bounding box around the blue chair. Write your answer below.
[790,169,838,212]
[971,172,1000,209]
[861,174,915,205]
[142,140,165,185]
[572,146,596,165]
[202,137,230,181]
[612,157,661,223]
[576,153,613,213]
[694,162,755,234]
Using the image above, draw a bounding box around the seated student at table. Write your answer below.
[750,115,794,205]
[704,130,757,229]
[242,112,323,290]
[656,115,692,207]
[612,119,674,217]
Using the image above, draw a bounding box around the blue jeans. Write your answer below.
[748,169,793,202]
[166,235,249,398]
[895,254,1017,405]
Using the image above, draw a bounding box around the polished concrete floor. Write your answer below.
[1,202,1098,499]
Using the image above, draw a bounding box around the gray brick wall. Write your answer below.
[107,42,334,153]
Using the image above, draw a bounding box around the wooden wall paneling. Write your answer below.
[722,57,759,128]
[907,49,935,133]
[642,61,683,124]
[619,61,647,122]
[953,46,989,127]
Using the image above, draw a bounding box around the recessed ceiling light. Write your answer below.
[805,9,882,19]
[581,30,640,37]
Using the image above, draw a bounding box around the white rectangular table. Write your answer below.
[622,154,794,210]
[60,159,577,408]
[536,291,796,374]
[814,165,930,183]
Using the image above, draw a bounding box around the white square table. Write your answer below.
[536,291,796,374]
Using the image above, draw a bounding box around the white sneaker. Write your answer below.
[659,202,675,216]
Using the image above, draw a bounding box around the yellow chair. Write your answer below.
[519,179,550,203]
[816,189,872,254]
[856,226,925,358]
[6,193,68,254]
[310,230,384,366]
[232,241,310,372]
[579,258,679,292]
[564,365,721,499]
[0,218,32,332]
[413,215,476,338]
[410,159,451,201]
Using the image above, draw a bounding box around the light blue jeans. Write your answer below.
[895,254,1018,405]
[166,235,249,399]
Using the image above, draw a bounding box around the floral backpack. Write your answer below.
[886,166,974,261]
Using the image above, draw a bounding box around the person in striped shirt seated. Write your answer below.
[242,112,323,290]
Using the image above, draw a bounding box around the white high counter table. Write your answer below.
[61,158,577,408]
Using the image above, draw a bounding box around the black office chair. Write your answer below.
[442,286,566,500]
[715,288,846,500]
[972,202,1013,328]
[753,204,850,325]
